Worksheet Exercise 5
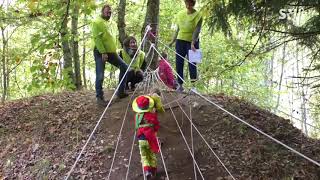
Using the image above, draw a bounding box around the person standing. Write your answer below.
[169,0,202,92]
[91,4,129,106]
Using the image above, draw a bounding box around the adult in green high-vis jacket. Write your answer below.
[169,0,202,93]
[118,36,146,90]
[91,4,129,106]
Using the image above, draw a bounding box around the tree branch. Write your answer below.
[287,75,320,79]
[217,3,268,75]
[58,0,71,35]
[264,29,320,36]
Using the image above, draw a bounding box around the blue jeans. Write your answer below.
[175,39,199,85]
[94,48,128,98]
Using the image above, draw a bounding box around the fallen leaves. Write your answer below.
[1,90,320,179]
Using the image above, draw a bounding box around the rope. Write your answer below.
[125,46,160,179]
[147,72,171,179]
[146,71,151,93]
[143,42,155,82]
[153,39,320,168]
[278,109,320,132]
[153,72,202,178]
[107,87,140,180]
[151,70,157,89]
[158,88,205,180]
[151,45,186,86]
[108,50,156,178]
[65,25,152,179]
[150,72,171,180]
[149,33,197,68]
[156,137,170,180]
[145,42,154,59]
[142,163,146,180]
[154,70,235,179]
[190,95,197,180]
[125,131,136,180]
[152,68,189,107]
[192,90,320,167]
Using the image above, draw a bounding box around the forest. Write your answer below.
[1,0,320,179]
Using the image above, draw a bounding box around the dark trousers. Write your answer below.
[175,39,199,85]
[126,70,143,89]
[94,48,128,98]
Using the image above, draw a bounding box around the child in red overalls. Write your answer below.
[132,90,164,179]
[158,52,178,90]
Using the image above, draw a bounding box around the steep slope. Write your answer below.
[0,90,319,179]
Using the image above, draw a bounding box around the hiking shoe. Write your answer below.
[117,92,129,99]
[176,84,184,93]
[96,97,109,106]
[145,171,152,180]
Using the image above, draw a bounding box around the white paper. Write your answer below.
[188,49,202,63]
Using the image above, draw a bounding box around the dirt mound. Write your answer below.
[0,90,320,179]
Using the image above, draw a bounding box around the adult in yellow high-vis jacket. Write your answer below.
[169,0,203,93]
[118,36,146,90]
[91,4,129,106]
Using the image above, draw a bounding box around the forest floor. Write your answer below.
[1,90,320,179]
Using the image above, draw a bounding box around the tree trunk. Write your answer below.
[117,0,127,46]
[141,0,160,70]
[268,50,274,88]
[301,90,308,135]
[82,14,87,89]
[71,2,82,90]
[1,27,7,102]
[6,39,9,99]
[275,42,286,111]
[61,12,74,87]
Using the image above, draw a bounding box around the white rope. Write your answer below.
[125,49,158,179]
[109,53,156,178]
[149,33,197,68]
[146,71,151,93]
[145,43,155,59]
[152,70,158,91]
[190,96,197,180]
[106,96,131,179]
[142,164,146,180]
[278,109,320,132]
[153,40,320,168]
[156,136,170,180]
[151,45,186,86]
[142,73,148,93]
[153,74,202,178]
[153,50,236,179]
[145,42,155,69]
[125,70,170,180]
[125,131,136,180]
[158,87,205,180]
[150,71,171,180]
[65,25,152,179]
[107,86,141,180]
[192,90,320,167]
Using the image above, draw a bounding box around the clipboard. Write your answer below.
[188,49,202,63]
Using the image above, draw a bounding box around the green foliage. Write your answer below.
[0,0,280,111]
[26,56,74,94]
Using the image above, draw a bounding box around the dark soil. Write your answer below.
[0,90,320,179]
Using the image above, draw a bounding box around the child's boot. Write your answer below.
[146,171,152,180]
